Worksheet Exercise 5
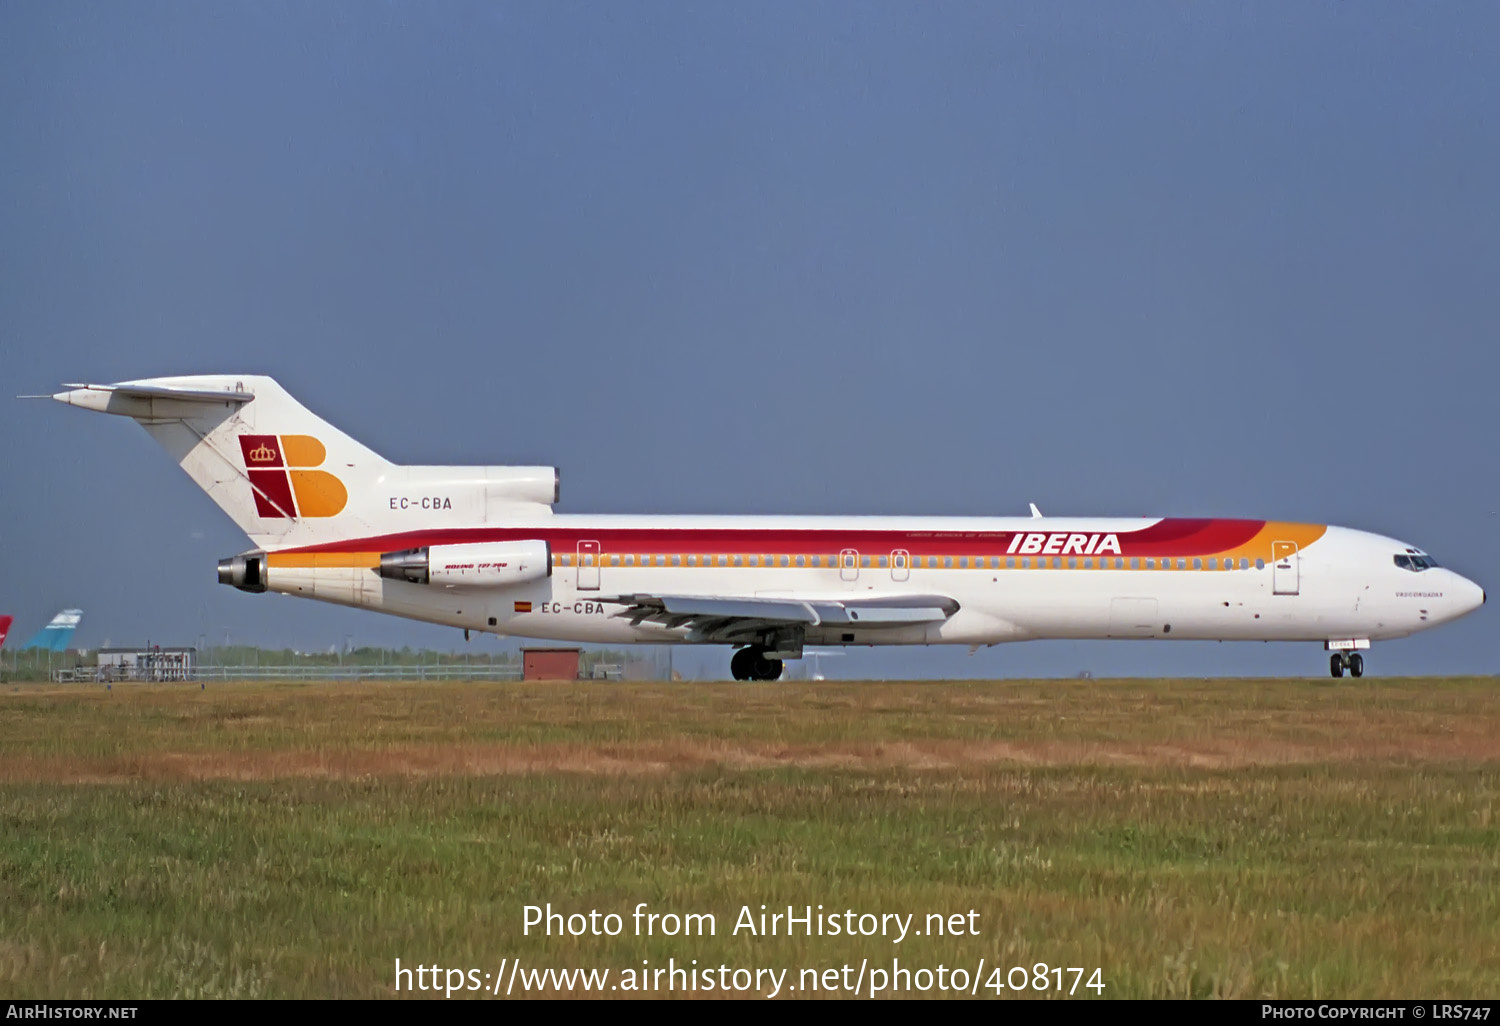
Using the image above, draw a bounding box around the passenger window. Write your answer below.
[1082,557,1092,569]
[718,555,728,567]
[1068,557,1078,569]
[1131,558,1140,570]
[1193,558,1202,570]
[1006,557,1016,569]
[1255,558,1264,570]
[1052,557,1061,569]
[879,556,888,568]
[1020,557,1030,569]
[795,555,805,567]
[958,557,968,569]
[1207,558,1217,569]
[1145,558,1155,569]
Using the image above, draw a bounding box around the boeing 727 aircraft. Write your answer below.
[50,376,1484,680]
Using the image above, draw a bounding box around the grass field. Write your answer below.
[1,677,1497,999]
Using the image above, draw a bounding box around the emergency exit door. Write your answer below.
[890,549,910,582]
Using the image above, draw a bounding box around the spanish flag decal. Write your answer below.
[238,435,347,519]
[514,601,533,613]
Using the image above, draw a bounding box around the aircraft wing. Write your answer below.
[596,593,959,644]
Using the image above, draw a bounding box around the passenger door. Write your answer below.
[577,540,600,591]
[1272,541,1299,595]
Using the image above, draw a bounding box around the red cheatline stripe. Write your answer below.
[276,519,1278,557]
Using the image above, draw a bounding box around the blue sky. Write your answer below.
[2,2,1495,678]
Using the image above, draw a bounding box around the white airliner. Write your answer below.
[50,375,1484,680]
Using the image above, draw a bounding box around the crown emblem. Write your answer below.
[248,444,276,463]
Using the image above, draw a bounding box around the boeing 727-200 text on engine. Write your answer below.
[48,376,1484,679]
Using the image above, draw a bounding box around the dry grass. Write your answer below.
[0,677,1496,998]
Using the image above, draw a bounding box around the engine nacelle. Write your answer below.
[486,466,559,507]
[377,540,552,588]
[217,551,267,593]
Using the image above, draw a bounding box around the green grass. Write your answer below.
[1,678,1497,998]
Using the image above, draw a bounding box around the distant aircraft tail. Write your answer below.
[51,376,557,551]
[22,609,81,652]
[0,615,12,651]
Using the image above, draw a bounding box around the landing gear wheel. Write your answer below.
[730,648,754,682]
[751,651,784,682]
[1330,654,1344,678]
[731,647,783,682]
[1349,653,1364,678]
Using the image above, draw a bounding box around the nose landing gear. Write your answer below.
[730,646,784,682]
[1329,652,1364,678]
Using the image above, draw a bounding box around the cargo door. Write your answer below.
[1108,597,1159,638]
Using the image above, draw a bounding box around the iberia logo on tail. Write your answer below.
[238,435,347,518]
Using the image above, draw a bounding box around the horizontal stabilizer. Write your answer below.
[52,382,254,411]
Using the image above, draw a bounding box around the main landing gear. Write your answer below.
[1329,652,1364,678]
[730,646,784,682]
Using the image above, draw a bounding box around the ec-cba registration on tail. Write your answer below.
[47,376,1484,680]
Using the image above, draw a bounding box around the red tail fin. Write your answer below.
[0,616,12,651]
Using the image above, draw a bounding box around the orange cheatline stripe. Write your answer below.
[1211,522,1327,564]
[266,552,381,569]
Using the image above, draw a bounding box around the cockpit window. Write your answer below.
[1394,554,1440,572]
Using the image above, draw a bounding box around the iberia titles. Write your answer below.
[1007,532,1122,556]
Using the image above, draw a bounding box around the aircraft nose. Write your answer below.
[1454,574,1486,617]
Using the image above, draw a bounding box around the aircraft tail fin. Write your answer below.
[51,376,557,551]
[0,615,12,651]
[22,609,81,652]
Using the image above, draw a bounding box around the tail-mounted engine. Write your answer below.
[377,540,551,588]
[217,551,267,593]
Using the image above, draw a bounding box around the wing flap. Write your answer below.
[598,593,957,642]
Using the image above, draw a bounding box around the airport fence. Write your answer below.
[52,664,526,684]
